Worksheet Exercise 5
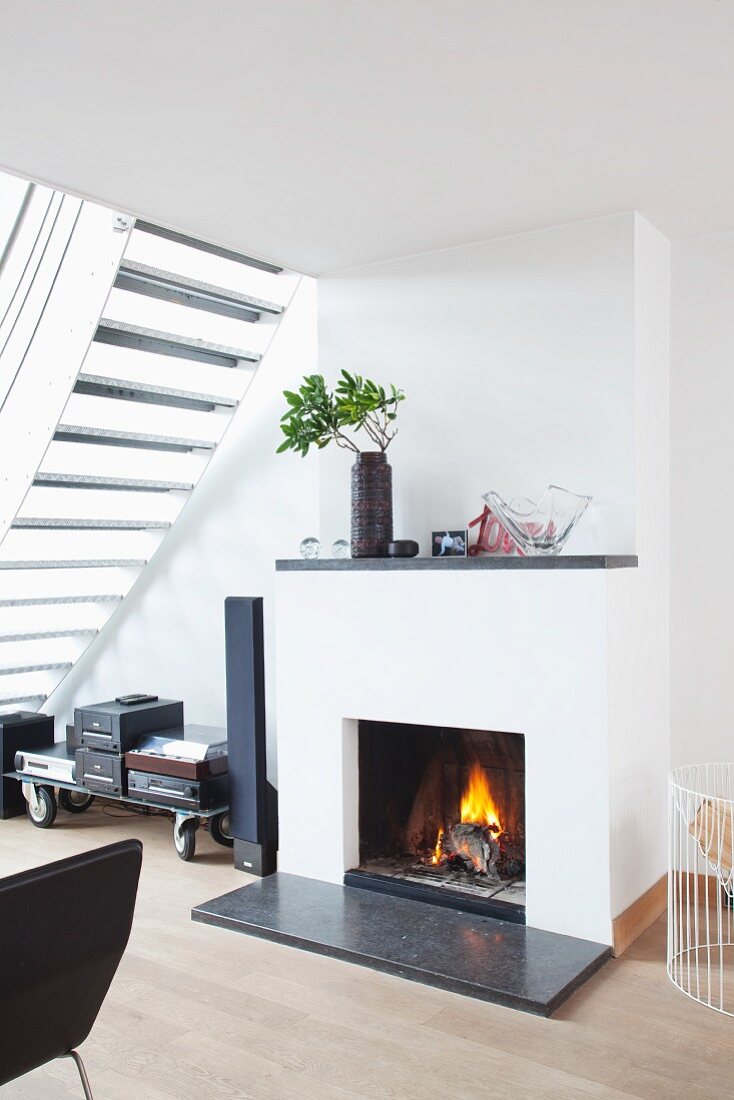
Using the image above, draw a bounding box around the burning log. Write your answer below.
[441,822,501,880]
[415,761,525,883]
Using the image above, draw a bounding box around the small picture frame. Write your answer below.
[432,529,468,557]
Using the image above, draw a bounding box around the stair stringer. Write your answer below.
[0,198,130,547]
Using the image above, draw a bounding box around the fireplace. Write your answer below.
[347,721,526,922]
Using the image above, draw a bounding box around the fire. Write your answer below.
[460,762,502,834]
[427,763,503,869]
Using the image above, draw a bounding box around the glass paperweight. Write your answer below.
[299,537,321,560]
[481,485,591,556]
[332,539,350,559]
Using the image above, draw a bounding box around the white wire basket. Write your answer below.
[669,763,734,1014]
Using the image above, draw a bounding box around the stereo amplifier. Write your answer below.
[14,743,76,785]
[127,769,228,811]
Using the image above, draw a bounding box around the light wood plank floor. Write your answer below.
[0,805,730,1099]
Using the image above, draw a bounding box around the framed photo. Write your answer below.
[432,529,468,557]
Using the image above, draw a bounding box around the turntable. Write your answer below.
[125,724,227,781]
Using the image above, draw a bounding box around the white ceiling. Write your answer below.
[1,0,734,274]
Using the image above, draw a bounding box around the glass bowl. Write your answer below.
[481,485,591,556]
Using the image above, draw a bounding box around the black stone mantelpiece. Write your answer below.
[276,555,637,572]
[193,873,611,1016]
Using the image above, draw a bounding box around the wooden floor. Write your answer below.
[0,806,731,1100]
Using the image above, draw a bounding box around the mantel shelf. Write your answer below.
[276,554,638,572]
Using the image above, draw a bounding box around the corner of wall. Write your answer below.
[606,214,671,918]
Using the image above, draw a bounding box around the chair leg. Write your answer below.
[63,1050,94,1100]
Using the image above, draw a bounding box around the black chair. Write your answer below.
[0,839,142,1098]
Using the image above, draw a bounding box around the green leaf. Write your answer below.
[278,370,406,457]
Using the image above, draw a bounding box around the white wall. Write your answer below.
[318,214,636,555]
[670,231,734,766]
[607,216,670,916]
[45,277,319,775]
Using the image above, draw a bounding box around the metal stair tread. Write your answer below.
[117,259,283,315]
[0,662,73,676]
[74,372,238,411]
[133,221,283,274]
[55,424,217,451]
[0,595,123,607]
[0,630,98,642]
[0,559,147,569]
[34,472,194,492]
[0,694,47,706]
[95,318,261,366]
[12,517,170,530]
[0,214,288,710]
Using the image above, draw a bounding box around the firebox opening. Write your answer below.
[354,721,526,917]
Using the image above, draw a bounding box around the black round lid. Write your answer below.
[386,540,420,557]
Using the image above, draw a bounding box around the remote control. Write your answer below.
[115,694,159,706]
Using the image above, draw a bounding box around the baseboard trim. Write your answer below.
[612,874,667,957]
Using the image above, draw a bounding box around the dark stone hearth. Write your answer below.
[276,554,637,572]
[192,873,611,1016]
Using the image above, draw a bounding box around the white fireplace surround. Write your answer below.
[275,561,668,946]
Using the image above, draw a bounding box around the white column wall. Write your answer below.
[276,568,614,945]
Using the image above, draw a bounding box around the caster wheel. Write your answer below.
[26,786,57,829]
[58,790,95,814]
[174,819,197,861]
[209,812,233,848]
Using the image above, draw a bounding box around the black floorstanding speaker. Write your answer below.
[225,597,277,876]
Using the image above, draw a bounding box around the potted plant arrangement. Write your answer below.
[278,371,406,557]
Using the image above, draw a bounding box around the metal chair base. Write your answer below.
[63,1050,94,1100]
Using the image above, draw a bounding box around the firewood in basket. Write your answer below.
[442,822,501,880]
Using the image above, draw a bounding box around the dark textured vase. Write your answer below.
[351,452,393,558]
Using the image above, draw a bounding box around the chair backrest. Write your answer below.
[0,839,142,1086]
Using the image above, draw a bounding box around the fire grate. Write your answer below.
[359,857,526,908]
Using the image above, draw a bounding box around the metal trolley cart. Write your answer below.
[5,770,231,862]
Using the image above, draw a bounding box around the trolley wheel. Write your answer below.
[58,789,95,814]
[26,786,57,829]
[174,819,197,861]
[209,812,233,848]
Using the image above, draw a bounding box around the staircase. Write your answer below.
[0,209,296,713]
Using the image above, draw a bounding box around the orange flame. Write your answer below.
[431,827,444,864]
[460,762,502,834]
[427,764,502,867]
